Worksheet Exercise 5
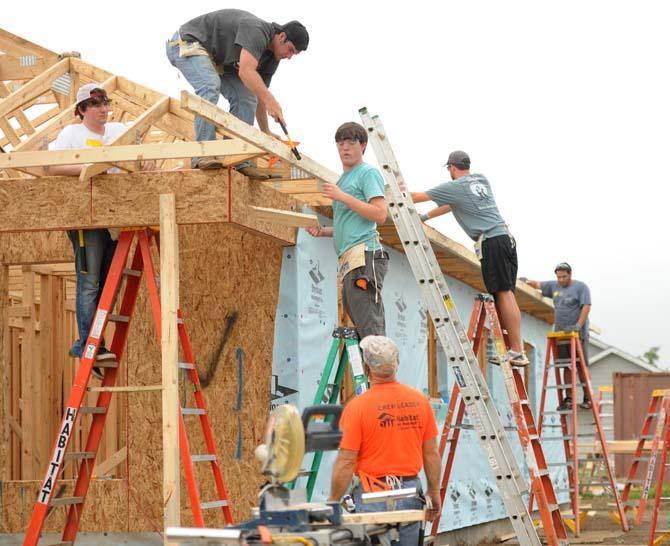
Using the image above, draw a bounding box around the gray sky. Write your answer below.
[6,1,669,366]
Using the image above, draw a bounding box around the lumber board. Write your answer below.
[181,91,340,185]
[93,446,127,478]
[0,58,70,120]
[160,193,181,538]
[79,96,171,179]
[341,509,425,524]
[0,28,58,60]
[248,206,319,228]
[261,178,321,193]
[0,139,263,169]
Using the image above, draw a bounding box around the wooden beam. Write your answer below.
[20,267,38,478]
[79,96,171,179]
[0,56,52,82]
[342,509,425,524]
[427,314,438,398]
[0,81,36,139]
[92,446,127,478]
[0,139,263,169]
[0,106,59,149]
[0,58,70,121]
[160,193,180,540]
[0,29,58,61]
[9,76,117,155]
[181,91,339,185]
[248,206,319,228]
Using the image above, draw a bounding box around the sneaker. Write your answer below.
[557,397,573,411]
[579,398,592,410]
[236,165,271,180]
[196,157,224,170]
[96,348,117,361]
[489,350,529,367]
[91,367,104,381]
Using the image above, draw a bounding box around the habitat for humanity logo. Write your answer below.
[309,259,325,284]
[395,294,407,313]
[377,412,395,428]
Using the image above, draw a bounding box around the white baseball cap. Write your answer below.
[76,82,106,105]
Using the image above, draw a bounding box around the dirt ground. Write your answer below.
[483,495,665,545]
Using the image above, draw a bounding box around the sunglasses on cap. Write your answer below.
[554,262,572,273]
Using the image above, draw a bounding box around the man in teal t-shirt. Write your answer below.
[307,122,388,339]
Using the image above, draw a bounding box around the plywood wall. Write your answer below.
[0,223,283,532]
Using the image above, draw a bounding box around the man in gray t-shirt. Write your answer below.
[166,9,308,174]
[411,151,528,367]
[524,262,592,410]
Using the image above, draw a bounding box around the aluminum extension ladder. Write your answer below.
[433,294,568,545]
[359,107,543,546]
[24,229,233,545]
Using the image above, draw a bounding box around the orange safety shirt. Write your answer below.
[339,381,438,477]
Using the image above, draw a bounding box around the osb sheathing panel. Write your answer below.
[0,264,8,479]
[0,480,129,533]
[0,232,71,265]
[0,222,281,532]
[124,222,280,530]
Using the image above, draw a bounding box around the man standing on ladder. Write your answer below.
[166,9,309,175]
[329,336,442,544]
[49,83,155,377]
[522,262,592,410]
[307,122,388,339]
[411,151,528,366]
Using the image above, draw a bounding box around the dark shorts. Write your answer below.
[557,337,590,366]
[481,234,518,294]
[342,250,388,339]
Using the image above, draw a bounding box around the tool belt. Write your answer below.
[473,225,514,262]
[358,471,418,492]
[168,32,224,74]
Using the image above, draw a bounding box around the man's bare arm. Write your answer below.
[422,438,442,522]
[328,448,358,501]
[577,304,591,327]
[411,191,432,203]
[238,49,284,124]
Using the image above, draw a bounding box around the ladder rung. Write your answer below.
[626,479,645,485]
[200,500,229,510]
[660,497,670,501]
[179,362,195,370]
[542,435,572,441]
[640,434,654,440]
[599,413,614,417]
[546,383,585,389]
[623,500,639,507]
[548,461,573,468]
[50,496,83,507]
[600,400,614,405]
[655,530,670,534]
[542,410,573,415]
[177,317,184,325]
[582,481,613,486]
[633,456,651,462]
[554,487,575,494]
[547,503,559,512]
[297,469,313,477]
[89,385,162,393]
[181,408,205,415]
[64,452,95,461]
[109,314,130,323]
[80,406,106,414]
[94,360,118,368]
[123,268,142,277]
[192,454,217,463]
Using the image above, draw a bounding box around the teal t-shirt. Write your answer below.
[332,163,385,257]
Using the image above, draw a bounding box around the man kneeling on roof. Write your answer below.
[49,83,155,379]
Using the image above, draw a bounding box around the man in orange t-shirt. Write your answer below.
[329,336,442,545]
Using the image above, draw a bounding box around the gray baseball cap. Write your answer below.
[444,150,471,169]
[359,336,399,368]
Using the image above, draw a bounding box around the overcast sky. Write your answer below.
[6,1,669,366]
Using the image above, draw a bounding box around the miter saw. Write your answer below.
[167,404,425,545]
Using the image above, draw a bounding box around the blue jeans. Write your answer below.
[67,229,116,357]
[166,32,257,167]
[352,478,424,546]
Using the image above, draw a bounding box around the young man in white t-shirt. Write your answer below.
[50,83,154,377]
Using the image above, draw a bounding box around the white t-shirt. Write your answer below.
[52,122,127,239]
[51,122,127,151]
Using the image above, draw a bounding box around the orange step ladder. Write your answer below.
[620,389,670,528]
[23,229,233,545]
[432,294,568,546]
[648,394,670,546]
[534,331,627,536]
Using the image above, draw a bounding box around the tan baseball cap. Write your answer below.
[359,335,399,368]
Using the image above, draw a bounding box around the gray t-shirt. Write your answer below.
[180,9,280,86]
[541,280,591,339]
[425,174,508,241]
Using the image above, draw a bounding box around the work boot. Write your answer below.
[557,397,572,411]
[236,165,271,180]
[196,157,224,170]
[579,397,592,410]
[489,350,529,367]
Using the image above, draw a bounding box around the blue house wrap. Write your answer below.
[271,218,568,532]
